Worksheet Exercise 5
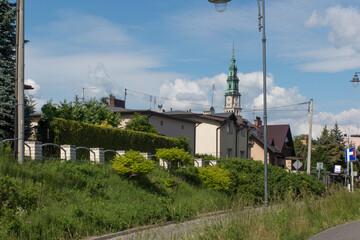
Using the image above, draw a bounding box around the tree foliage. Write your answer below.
[0,1,34,139]
[312,124,345,172]
[40,98,122,127]
[293,134,307,159]
[125,113,157,134]
[177,135,192,154]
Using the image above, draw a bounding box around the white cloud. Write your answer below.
[306,6,360,50]
[24,79,47,112]
[297,6,360,72]
[25,12,183,108]
[158,71,308,129]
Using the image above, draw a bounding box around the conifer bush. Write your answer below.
[155,147,192,169]
[198,166,231,192]
[112,150,155,178]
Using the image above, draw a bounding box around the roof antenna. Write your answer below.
[211,84,215,108]
[232,42,235,58]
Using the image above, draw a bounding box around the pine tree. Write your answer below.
[331,122,344,146]
[0,0,33,140]
[0,0,16,139]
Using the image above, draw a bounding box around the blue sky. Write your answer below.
[22,0,360,137]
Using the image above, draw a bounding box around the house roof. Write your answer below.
[250,127,281,154]
[165,111,241,124]
[109,108,199,124]
[257,125,291,153]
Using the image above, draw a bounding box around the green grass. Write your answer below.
[0,154,232,240]
[191,189,360,240]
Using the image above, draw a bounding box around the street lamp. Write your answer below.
[208,0,268,205]
[350,72,360,88]
[208,0,231,12]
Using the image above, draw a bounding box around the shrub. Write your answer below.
[38,118,180,154]
[112,150,155,178]
[195,154,219,160]
[219,158,325,202]
[198,166,231,192]
[155,148,192,169]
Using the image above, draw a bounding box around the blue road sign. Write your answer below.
[346,148,356,162]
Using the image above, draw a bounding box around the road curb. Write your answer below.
[84,210,228,240]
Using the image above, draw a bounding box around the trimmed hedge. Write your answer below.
[44,118,180,153]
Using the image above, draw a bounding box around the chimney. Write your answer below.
[109,97,126,108]
[254,116,262,127]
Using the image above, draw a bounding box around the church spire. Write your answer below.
[223,45,242,116]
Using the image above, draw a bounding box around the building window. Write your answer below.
[160,121,163,126]
[227,122,232,133]
[227,148,232,158]
[181,125,184,129]
[240,151,245,159]
[240,128,245,137]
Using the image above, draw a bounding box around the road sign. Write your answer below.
[316,162,324,170]
[293,160,302,170]
[334,165,341,174]
[345,168,347,174]
[345,148,356,162]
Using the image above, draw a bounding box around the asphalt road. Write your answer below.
[308,220,360,240]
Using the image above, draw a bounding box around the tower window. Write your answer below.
[229,84,231,89]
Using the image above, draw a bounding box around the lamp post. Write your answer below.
[350,72,360,88]
[208,0,268,205]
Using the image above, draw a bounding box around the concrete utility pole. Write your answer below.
[17,0,25,164]
[307,99,313,174]
[14,1,20,158]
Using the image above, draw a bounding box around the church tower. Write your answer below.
[223,46,242,116]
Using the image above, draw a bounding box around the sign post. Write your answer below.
[334,165,341,174]
[345,147,356,192]
[316,162,323,179]
[293,160,302,175]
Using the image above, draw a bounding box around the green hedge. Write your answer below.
[42,118,180,154]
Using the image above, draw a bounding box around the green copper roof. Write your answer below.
[225,46,240,96]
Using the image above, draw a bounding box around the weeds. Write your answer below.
[0,155,230,239]
[192,190,360,240]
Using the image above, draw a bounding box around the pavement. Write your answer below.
[308,220,360,240]
[85,210,231,240]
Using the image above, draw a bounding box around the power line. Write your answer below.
[125,88,310,112]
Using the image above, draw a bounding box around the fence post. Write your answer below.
[140,152,152,160]
[209,160,218,166]
[116,150,127,156]
[61,145,76,161]
[159,159,171,170]
[90,148,104,163]
[194,158,205,167]
[25,141,42,161]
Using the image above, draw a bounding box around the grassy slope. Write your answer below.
[192,190,360,240]
[0,155,231,240]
